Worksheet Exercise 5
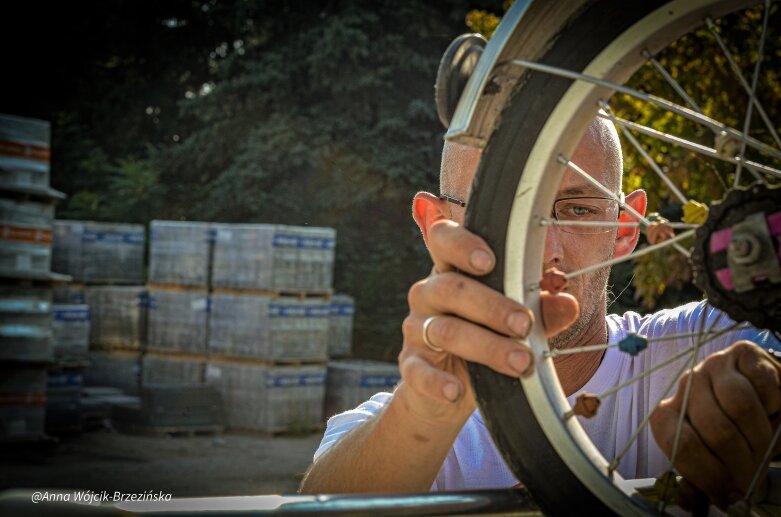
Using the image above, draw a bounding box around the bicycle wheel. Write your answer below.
[451,0,781,515]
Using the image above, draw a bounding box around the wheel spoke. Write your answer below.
[558,153,694,259]
[540,219,699,230]
[659,312,723,513]
[544,324,749,358]
[706,12,781,152]
[599,109,781,180]
[509,58,781,162]
[599,103,689,205]
[732,1,771,187]
[563,346,696,421]
[744,422,781,505]
[560,229,695,281]
[641,49,703,114]
[608,355,694,476]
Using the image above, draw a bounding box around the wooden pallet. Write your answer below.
[206,354,327,368]
[210,286,333,299]
[146,283,207,292]
[88,343,143,354]
[143,350,210,362]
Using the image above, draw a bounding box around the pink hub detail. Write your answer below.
[709,227,732,254]
[715,268,733,291]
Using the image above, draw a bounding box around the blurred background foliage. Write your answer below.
[2,1,778,359]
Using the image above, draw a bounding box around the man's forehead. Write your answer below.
[557,183,609,197]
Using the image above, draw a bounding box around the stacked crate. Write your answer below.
[143,221,214,387]
[52,220,146,396]
[0,114,67,443]
[206,223,336,433]
[328,294,355,358]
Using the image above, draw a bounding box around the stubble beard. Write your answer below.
[548,242,615,351]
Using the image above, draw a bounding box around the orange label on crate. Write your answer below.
[0,392,46,406]
[0,139,50,162]
[0,225,52,244]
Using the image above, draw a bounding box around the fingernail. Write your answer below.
[443,383,460,402]
[470,249,493,272]
[508,350,531,376]
[507,311,530,337]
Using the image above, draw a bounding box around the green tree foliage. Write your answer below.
[611,4,780,310]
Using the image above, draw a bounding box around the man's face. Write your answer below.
[544,134,622,349]
[444,125,623,349]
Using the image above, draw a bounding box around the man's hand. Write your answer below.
[651,341,781,509]
[399,218,580,428]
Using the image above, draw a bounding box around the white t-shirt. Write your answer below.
[314,301,779,490]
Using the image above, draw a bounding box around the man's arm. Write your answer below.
[300,213,578,494]
[299,383,466,493]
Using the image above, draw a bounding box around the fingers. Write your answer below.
[651,397,733,509]
[684,369,756,490]
[540,292,580,337]
[426,219,495,276]
[405,314,533,378]
[399,354,464,404]
[408,273,533,339]
[734,341,781,418]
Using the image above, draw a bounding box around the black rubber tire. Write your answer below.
[463,1,668,515]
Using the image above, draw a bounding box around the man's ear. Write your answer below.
[412,192,450,245]
[615,189,647,258]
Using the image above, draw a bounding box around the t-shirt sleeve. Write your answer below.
[313,392,393,462]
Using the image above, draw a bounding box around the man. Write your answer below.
[300,119,781,509]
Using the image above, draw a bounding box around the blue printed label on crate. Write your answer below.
[136,293,149,308]
[82,230,144,245]
[272,234,299,248]
[303,305,330,318]
[359,375,400,388]
[299,237,335,250]
[53,308,90,322]
[266,374,326,388]
[47,372,84,387]
[147,295,157,310]
[330,304,355,316]
[268,304,306,318]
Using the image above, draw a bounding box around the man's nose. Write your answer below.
[544,226,564,265]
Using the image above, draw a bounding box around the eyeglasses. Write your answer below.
[440,193,624,235]
[551,196,622,235]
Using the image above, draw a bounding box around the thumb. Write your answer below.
[540,292,579,337]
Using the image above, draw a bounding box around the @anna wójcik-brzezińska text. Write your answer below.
[31,490,172,504]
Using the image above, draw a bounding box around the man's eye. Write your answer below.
[560,204,598,218]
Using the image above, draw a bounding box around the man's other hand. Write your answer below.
[651,341,781,509]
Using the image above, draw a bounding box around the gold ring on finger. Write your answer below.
[422,316,444,353]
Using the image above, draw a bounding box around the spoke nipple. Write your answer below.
[618,333,648,357]
[654,471,679,504]
[540,267,567,294]
[572,392,600,418]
